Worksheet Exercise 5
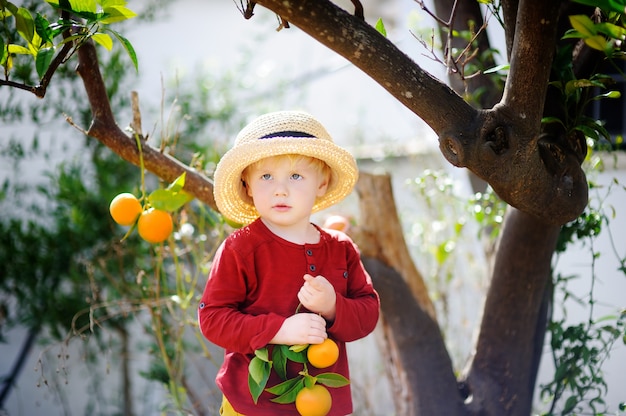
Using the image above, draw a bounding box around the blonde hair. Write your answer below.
[242,154,332,184]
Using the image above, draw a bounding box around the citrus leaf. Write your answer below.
[569,15,596,37]
[283,345,308,363]
[483,63,509,74]
[167,172,186,192]
[7,44,32,55]
[591,90,621,100]
[303,373,317,388]
[34,14,54,44]
[316,372,350,388]
[375,18,387,37]
[91,32,113,50]
[272,345,288,380]
[269,377,304,404]
[584,35,608,52]
[248,371,265,404]
[147,188,192,212]
[289,344,309,353]
[254,347,270,362]
[265,375,302,396]
[14,7,35,43]
[597,22,626,39]
[35,47,54,78]
[100,5,136,24]
[0,38,5,65]
[248,355,271,403]
[106,28,138,72]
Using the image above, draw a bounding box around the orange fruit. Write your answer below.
[137,208,173,244]
[307,338,339,369]
[109,193,142,226]
[295,384,332,416]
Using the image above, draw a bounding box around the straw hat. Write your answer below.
[213,111,358,225]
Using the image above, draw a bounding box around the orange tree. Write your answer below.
[1,0,625,415]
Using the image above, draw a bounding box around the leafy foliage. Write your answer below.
[0,0,137,88]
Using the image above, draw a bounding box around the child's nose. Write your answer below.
[274,180,288,196]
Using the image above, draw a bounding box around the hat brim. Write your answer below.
[214,137,358,225]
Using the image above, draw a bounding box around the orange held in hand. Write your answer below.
[109,193,142,226]
[307,338,339,369]
[137,208,173,244]
[295,384,332,416]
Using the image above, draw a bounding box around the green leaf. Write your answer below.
[7,44,32,55]
[563,395,579,413]
[289,344,309,353]
[106,29,138,72]
[597,22,626,39]
[91,32,113,50]
[254,347,270,362]
[584,35,608,52]
[483,63,509,74]
[167,172,186,192]
[569,15,597,37]
[35,14,54,44]
[15,7,35,44]
[315,372,350,388]
[272,345,288,380]
[565,78,603,95]
[265,376,302,396]
[100,5,136,24]
[591,90,621,100]
[0,37,5,65]
[35,47,54,78]
[269,377,304,404]
[248,371,265,404]
[375,18,387,37]
[303,374,316,388]
[147,188,192,212]
[248,356,271,403]
[541,116,565,127]
[68,0,97,14]
[283,345,308,363]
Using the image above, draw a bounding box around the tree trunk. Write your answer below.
[463,208,560,415]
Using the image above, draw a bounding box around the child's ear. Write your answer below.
[316,177,329,197]
[241,178,253,197]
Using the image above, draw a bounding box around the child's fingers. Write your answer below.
[302,274,328,291]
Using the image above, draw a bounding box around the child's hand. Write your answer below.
[298,274,337,322]
[270,313,327,345]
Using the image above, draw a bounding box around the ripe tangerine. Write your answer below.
[109,193,142,226]
[295,384,332,416]
[137,208,173,244]
[307,338,339,369]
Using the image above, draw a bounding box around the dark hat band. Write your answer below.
[259,131,315,139]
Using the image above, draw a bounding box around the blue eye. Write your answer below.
[291,173,302,180]
[261,173,272,180]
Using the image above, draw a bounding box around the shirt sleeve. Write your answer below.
[327,238,380,342]
[198,240,286,355]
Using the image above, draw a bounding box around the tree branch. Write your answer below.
[75,40,216,210]
[502,0,562,129]
[255,0,478,135]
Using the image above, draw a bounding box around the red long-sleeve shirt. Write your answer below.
[198,218,380,415]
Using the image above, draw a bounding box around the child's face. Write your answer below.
[243,155,329,228]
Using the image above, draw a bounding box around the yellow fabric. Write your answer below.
[220,396,245,416]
